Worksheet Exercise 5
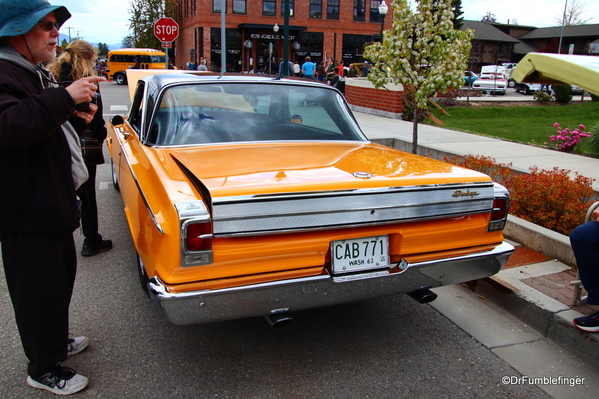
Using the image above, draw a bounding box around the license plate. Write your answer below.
[330,235,390,273]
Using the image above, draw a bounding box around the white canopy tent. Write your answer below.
[511,53,599,96]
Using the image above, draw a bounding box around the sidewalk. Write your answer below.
[352,109,599,369]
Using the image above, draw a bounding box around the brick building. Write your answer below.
[170,0,390,72]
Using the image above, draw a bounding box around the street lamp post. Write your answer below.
[273,23,279,75]
[378,0,388,41]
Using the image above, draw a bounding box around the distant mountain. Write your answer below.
[58,34,121,52]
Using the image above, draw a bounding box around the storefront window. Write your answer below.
[342,34,371,64]
[210,28,242,72]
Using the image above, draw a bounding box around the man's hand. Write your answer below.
[65,76,106,105]
[74,103,98,124]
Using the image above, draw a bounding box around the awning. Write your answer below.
[511,53,599,95]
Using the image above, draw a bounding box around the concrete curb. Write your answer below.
[505,215,576,267]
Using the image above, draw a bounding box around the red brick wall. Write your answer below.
[345,79,404,115]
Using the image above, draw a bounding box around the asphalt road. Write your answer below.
[0,81,554,399]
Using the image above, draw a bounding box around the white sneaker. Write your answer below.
[27,366,89,395]
[67,336,89,356]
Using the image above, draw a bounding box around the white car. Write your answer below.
[472,76,507,94]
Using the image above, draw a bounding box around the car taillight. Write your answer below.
[186,222,212,251]
[488,183,510,231]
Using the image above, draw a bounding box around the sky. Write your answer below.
[53,0,598,45]
[56,1,132,45]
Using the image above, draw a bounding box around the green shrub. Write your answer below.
[553,85,573,104]
[591,93,599,101]
[533,91,552,103]
[587,122,599,158]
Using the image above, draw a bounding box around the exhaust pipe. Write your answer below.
[265,309,294,329]
[407,288,438,304]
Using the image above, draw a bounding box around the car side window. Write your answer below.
[128,81,145,135]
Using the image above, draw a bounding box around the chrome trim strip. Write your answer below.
[118,139,164,234]
[211,182,495,236]
[147,242,514,325]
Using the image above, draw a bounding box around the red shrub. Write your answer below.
[444,155,596,235]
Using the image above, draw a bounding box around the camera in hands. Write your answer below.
[75,91,100,112]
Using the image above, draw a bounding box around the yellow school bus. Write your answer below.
[107,48,167,85]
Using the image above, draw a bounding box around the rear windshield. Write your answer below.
[146,83,365,146]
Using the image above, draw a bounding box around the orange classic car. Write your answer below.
[108,73,514,326]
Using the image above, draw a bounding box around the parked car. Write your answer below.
[108,71,514,326]
[472,75,507,94]
[515,82,543,95]
[464,71,478,86]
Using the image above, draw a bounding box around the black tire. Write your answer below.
[508,80,516,88]
[114,73,127,85]
[525,86,531,95]
[137,254,149,292]
[111,160,120,191]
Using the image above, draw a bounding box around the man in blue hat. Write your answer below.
[0,0,105,395]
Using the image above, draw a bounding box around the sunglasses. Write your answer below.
[38,20,61,31]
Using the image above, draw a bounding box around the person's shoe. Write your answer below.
[26,366,89,395]
[67,336,89,357]
[572,310,599,332]
[81,239,113,257]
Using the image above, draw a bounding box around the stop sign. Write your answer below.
[154,17,179,42]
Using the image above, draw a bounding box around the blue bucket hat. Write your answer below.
[0,0,71,38]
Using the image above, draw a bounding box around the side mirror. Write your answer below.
[111,115,124,127]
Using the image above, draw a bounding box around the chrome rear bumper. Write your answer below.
[148,242,514,325]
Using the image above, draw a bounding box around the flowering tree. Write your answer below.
[363,0,474,154]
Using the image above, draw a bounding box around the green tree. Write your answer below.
[128,0,166,49]
[451,0,464,29]
[60,38,69,49]
[364,0,473,154]
[121,36,135,49]
[97,42,109,56]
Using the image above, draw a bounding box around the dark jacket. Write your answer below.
[0,43,81,234]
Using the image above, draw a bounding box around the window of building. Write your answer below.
[263,0,276,16]
[298,32,324,63]
[310,0,322,19]
[369,0,384,22]
[327,0,339,19]
[342,34,371,63]
[210,28,243,72]
[233,0,246,13]
[280,0,294,17]
[213,0,227,13]
[191,0,197,15]
[353,0,365,22]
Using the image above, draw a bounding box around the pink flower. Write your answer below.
[553,122,560,127]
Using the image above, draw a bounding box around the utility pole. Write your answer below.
[65,26,73,42]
